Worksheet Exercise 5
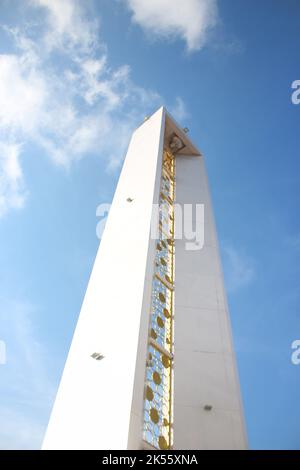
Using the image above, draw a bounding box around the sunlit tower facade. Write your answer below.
[43,107,247,450]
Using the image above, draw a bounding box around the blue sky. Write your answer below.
[0,0,299,449]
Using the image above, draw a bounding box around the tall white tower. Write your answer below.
[42,107,247,450]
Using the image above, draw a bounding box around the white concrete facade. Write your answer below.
[42,107,247,450]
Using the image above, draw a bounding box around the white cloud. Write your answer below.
[0,54,46,134]
[124,0,218,51]
[0,142,27,217]
[0,18,141,169]
[223,245,255,293]
[0,0,189,218]
[30,0,98,54]
[0,0,162,210]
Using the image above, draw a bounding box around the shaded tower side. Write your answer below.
[173,151,247,449]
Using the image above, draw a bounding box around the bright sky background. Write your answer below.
[0,0,299,450]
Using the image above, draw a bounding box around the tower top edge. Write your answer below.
[137,106,202,157]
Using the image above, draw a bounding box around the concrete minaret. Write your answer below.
[42,107,247,450]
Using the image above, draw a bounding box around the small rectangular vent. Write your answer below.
[91,352,104,361]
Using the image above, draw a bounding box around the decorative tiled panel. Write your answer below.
[143,151,175,450]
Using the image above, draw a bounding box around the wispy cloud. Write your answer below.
[123,0,218,51]
[0,2,160,167]
[169,96,190,122]
[31,0,99,54]
[0,298,55,449]
[0,0,166,215]
[0,1,189,217]
[0,141,27,217]
[222,244,255,293]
